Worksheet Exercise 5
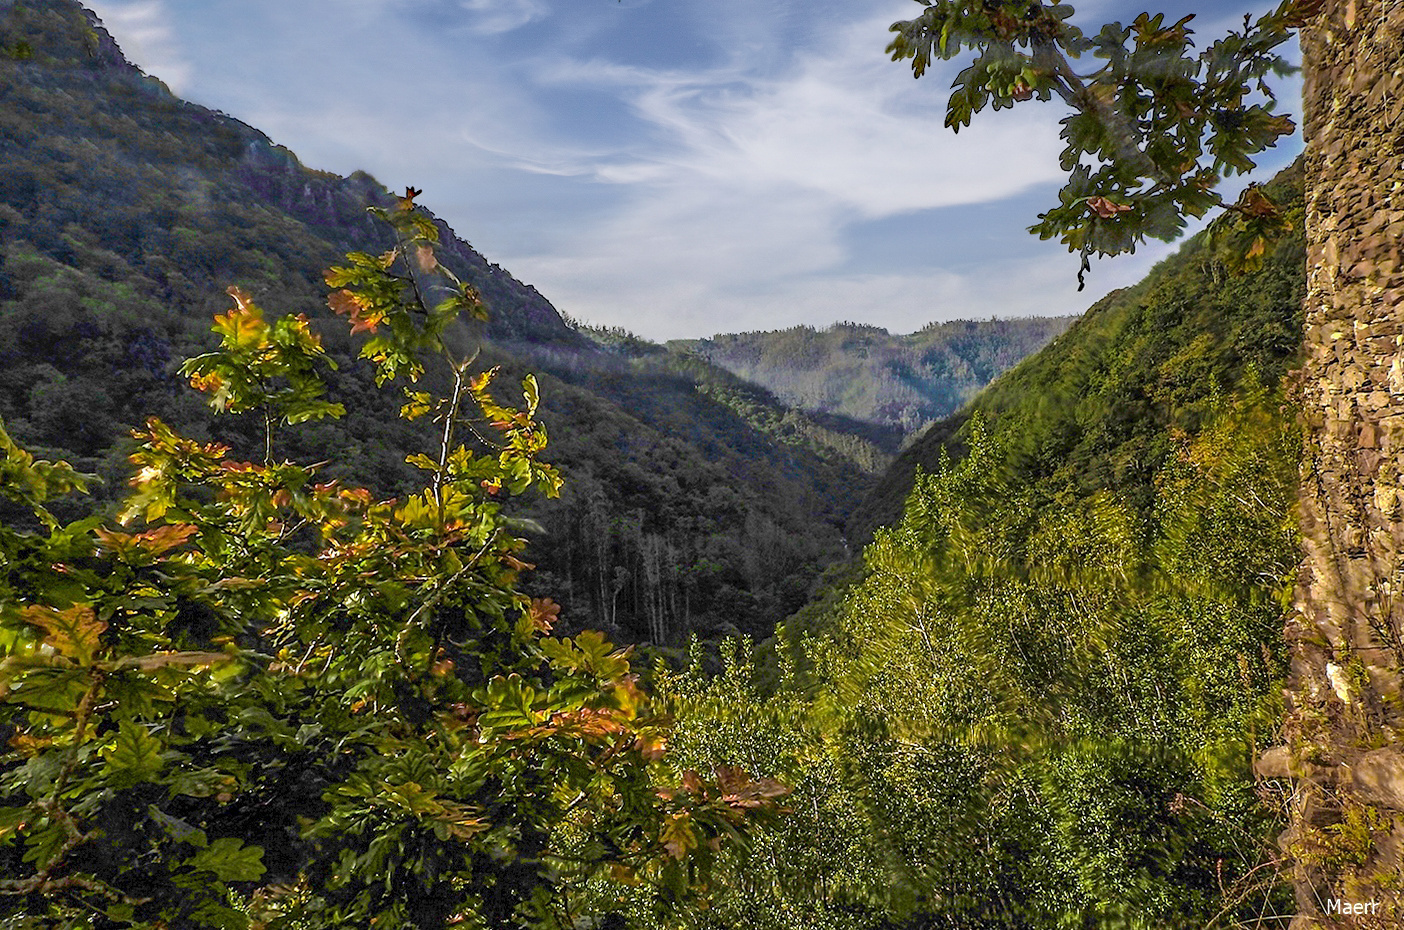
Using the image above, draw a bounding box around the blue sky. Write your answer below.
[85,0,1303,341]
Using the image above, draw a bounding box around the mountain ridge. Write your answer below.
[673,315,1075,432]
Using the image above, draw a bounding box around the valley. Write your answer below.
[1,1,1383,928]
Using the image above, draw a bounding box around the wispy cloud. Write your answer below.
[457,0,547,35]
[85,0,191,92]
[486,10,1076,336]
[92,0,1301,340]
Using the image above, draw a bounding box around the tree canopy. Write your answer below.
[887,0,1312,283]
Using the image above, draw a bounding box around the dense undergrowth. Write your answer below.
[657,379,1299,929]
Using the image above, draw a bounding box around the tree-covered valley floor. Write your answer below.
[1,2,1308,928]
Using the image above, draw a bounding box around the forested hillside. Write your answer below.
[0,0,892,644]
[851,160,1306,544]
[650,160,1306,929]
[676,316,1074,431]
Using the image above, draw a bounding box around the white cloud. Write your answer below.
[534,13,1068,216]
[486,10,1076,337]
[458,0,547,35]
[85,0,191,92]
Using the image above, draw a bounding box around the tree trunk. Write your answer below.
[1281,1,1404,924]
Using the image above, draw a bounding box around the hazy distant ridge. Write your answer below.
[673,316,1075,432]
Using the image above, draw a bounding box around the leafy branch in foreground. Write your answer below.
[887,0,1312,283]
[0,192,783,929]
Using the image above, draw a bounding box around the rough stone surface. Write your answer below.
[1351,750,1404,811]
[1284,0,1404,925]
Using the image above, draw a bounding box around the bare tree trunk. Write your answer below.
[1277,2,1404,924]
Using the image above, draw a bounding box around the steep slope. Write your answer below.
[0,0,887,643]
[663,162,1309,930]
[674,316,1075,432]
[849,159,1306,544]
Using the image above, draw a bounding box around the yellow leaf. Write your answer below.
[660,813,696,860]
[22,605,105,665]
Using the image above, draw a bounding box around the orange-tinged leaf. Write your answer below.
[8,731,55,756]
[188,371,225,394]
[1086,196,1134,218]
[468,368,498,393]
[141,523,198,556]
[328,289,383,335]
[22,605,105,664]
[527,597,560,633]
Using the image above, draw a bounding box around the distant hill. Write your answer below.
[0,0,892,644]
[673,316,1075,432]
[847,159,1306,544]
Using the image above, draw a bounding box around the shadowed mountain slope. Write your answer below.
[0,0,892,643]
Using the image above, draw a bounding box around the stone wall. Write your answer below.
[1279,0,1404,925]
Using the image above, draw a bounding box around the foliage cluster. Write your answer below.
[653,371,1299,930]
[0,199,784,929]
[887,0,1309,283]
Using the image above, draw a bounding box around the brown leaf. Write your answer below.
[327,289,381,335]
[1235,185,1279,218]
[110,651,232,671]
[1086,196,1135,218]
[527,597,560,633]
[415,244,439,274]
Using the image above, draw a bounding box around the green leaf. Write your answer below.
[102,721,165,786]
[189,837,266,882]
[148,805,208,848]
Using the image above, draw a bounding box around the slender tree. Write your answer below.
[887,0,1404,921]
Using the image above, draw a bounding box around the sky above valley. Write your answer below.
[85,0,1303,341]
